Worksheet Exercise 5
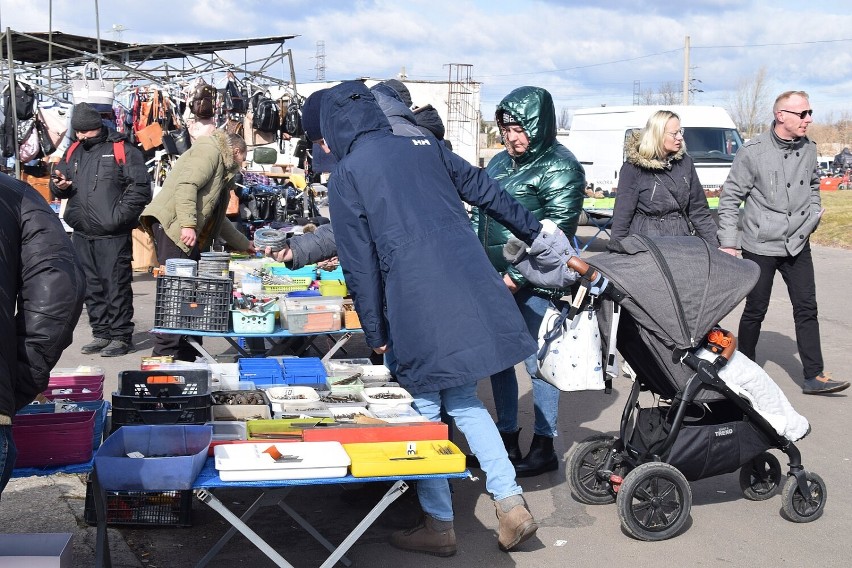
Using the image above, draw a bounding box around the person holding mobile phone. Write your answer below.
[50,102,151,358]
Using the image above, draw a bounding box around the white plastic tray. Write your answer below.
[360,386,413,410]
[265,386,321,404]
[214,441,350,481]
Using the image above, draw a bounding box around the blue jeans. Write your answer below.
[412,382,522,521]
[490,288,560,437]
[0,426,17,498]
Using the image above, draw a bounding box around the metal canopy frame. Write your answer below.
[1,28,301,176]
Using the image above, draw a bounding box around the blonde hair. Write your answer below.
[773,90,809,114]
[637,110,682,160]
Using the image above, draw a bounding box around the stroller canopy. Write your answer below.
[591,235,759,350]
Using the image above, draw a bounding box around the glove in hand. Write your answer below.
[503,219,579,289]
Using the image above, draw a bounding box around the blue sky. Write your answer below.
[3,0,852,121]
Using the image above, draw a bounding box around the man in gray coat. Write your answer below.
[718,90,848,395]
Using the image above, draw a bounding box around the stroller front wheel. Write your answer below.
[781,471,827,523]
[617,462,692,541]
[739,451,782,501]
[566,435,621,505]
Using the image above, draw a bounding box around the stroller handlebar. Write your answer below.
[567,256,598,281]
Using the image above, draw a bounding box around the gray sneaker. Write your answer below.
[802,372,850,395]
[100,340,135,358]
[80,337,111,354]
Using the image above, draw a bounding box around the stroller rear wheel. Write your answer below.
[617,462,692,541]
[739,452,782,501]
[567,436,622,505]
[781,471,827,523]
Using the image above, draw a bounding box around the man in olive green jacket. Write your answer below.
[140,131,254,359]
[471,86,585,477]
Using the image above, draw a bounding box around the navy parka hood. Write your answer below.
[321,81,392,161]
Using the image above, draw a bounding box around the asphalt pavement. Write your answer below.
[1,226,851,568]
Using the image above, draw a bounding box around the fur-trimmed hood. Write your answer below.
[624,129,686,171]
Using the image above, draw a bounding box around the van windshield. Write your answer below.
[683,128,743,161]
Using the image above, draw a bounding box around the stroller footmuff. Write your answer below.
[561,235,827,541]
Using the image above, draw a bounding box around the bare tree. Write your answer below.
[558,107,571,130]
[727,66,770,139]
[635,82,682,105]
[657,81,682,105]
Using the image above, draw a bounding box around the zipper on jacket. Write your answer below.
[635,234,693,346]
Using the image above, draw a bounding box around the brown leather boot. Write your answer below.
[390,515,457,557]
[494,496,538,552]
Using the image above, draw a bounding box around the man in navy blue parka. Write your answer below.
[322,81,542,556]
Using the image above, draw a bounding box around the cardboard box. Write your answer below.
[0,533,73,567]
[131,228,159,272]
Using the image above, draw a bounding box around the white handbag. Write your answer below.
[536,299,605,392]
[71,64,115,106]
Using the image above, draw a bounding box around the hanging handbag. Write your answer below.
[162,127,191,155]
[136,122,164,151]
[35,118,56,156]
[536,295,605,392]
[71,64,115,106]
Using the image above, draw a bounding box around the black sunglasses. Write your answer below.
[780,109,813,119]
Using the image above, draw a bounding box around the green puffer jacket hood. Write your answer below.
[474,86,586,293]
[624,129,686,171]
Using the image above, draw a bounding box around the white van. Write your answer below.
[559,105,743,194]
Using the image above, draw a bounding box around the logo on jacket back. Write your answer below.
[412,139,431,146]
[714,426,734,437]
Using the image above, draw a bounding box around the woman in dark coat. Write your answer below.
[321,81,541,556]
[610,110,720,246]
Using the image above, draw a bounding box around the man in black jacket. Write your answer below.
[51,103,151,357]
[0,174,85,496]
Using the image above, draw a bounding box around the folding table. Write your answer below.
[92,457,469,568]
[150,326,363,364]
[573,208,614,252]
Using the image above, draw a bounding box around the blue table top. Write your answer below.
[193,457,469,489]
[150,327,363,338]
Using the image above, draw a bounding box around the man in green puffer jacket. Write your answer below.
[472,86,586,477]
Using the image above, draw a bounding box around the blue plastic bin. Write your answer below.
[282,357,327,384]
[238,358,284,384]
[94,424,212,491]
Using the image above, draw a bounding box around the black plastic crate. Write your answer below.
[119,370,211,397]
[111,393,211,430]
[154,274,232,332]
[83,479,193,527]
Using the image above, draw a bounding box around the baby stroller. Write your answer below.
[562,235,826,541]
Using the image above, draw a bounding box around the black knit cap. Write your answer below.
[71,103,103,131]
[497,109,521,127]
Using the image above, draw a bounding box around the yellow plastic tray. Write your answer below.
[343,440,465,477]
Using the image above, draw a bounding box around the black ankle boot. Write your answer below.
[500,429,522,464]
[514,434,558,478]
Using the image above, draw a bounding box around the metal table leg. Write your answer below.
[91,471,112,568]
[195,488,294,568]
[185,336,221,364]
[319,480,408,568]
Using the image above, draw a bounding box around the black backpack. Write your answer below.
[190,82,217,119]
[252,97,280,133]
[222,80,247,115]
[283,102,303,137]
[14,83,36,120]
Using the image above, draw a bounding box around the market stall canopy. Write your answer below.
[3,31,298,65]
